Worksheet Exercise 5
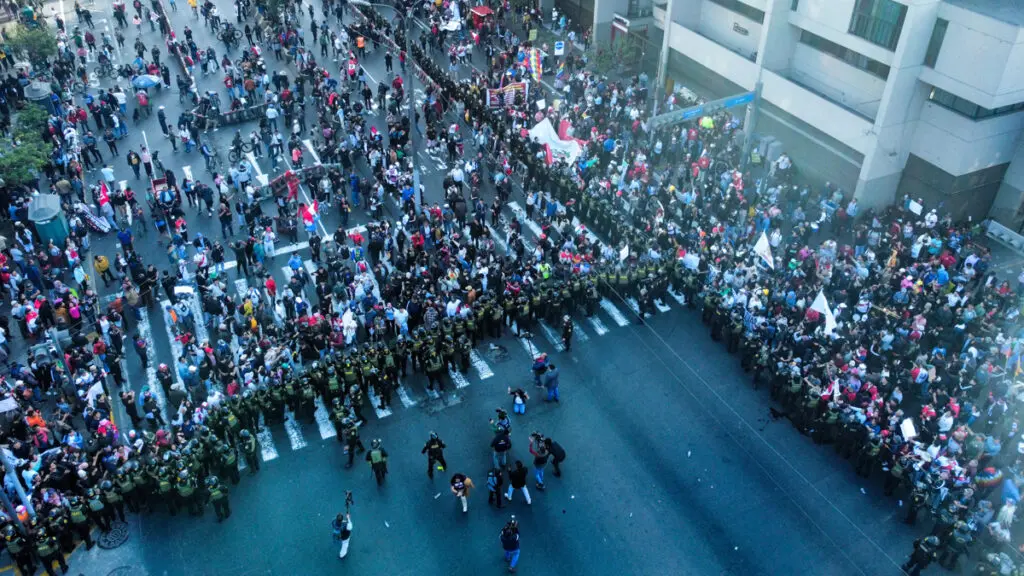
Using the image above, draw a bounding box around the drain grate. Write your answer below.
[97,521,130,549]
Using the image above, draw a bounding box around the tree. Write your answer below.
[0,103,52,188]
[4,24,58,69]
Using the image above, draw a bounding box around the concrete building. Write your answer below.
[584,0,1024,223]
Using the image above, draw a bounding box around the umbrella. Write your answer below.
[132,75,161,89]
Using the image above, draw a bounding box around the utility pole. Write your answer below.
[652,0,675,117]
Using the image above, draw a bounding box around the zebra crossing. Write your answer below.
[207,256,693,466]
[174,205,693,466]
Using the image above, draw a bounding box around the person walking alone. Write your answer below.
[500,517,521,573]
[487,469,504,509]
[544,437,566,477]
[332,512,353,559]
[366,439,388,486]
[450,473,474,513]
[421,432,447,479]
[505,461,531,505]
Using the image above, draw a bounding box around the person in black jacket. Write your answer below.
[544,438,566,477]
[504,461,531,505]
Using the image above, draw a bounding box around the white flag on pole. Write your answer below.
[753,231,774,269]
[810,290,837,335]
[619,245,629,262]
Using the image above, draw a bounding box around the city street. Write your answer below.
[38,1,923,575]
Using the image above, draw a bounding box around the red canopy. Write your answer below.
[470,6,493,16]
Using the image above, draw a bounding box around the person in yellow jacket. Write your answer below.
[94,254,115,287]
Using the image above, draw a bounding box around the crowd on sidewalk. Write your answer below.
[2,0,1024,573]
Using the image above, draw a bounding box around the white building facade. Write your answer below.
[588,0,1024,223]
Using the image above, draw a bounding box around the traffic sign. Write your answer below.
[647,91,755,131]
[554,41,565,56]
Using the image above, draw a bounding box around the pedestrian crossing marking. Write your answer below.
[314,397,337,439]
[486,224,509,253]
[625,297,641,316]
[284,411,308,450]
[508,201,545,239]
[365,386,393,419]
[667,288,687,305]
[469,350,494,379]
[183,287,211,345]
[586,315,610,335]
[256,413,279,462]
[424,385,441,400]
[519,336,543,359]
[538,321,565,352]
[600,298,630,327]
[159,299,189,392]
[572,320,590,342]
[396,380,418,407]
[137,307,169,421]
[448,367,472,389]
[654,299,672,313]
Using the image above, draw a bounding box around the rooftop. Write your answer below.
[944,0,1024,27]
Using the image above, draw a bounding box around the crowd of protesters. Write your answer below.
[0,0,1022,572]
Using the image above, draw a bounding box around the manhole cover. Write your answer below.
[97,521,129,549]
[107,566,136,576]
[484,344,510,363]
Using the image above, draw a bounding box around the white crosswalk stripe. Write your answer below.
[448,368,472,388]
[625,297,641,316]
[587,315,610,335]
[486,224,509,253]
[424,385,441,400]
[600,298,631,327]
[256,413,279,462]
[667,288,687,305]
[396,380,418,408]
[314,397,337,439]
[572,321,590,342]
[469,350,494,379]
[159,299,188,389]
[366,386,393,418]
[654,299,672,313]
[283,411,309,450]
[136,307,168,422]
[508,201,545,238]
[519,336,543,359]
[538,321,565,352]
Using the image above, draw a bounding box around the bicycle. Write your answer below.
[94,62,116,79]
[205,151,223,173]
[227,142,254,163]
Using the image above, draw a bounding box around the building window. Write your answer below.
[705,0,765,24]
[849,0,907,51]
[799,29,890,80]
[923,18,947,68]
[791,0,799,10]
[928,87,1024,120]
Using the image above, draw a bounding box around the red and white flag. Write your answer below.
[98,181,110,206]
[300,200,318,226]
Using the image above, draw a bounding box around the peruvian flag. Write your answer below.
[98,181,110,206]
[300,200,318,227]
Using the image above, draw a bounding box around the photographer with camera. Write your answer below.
[528,432,550,491]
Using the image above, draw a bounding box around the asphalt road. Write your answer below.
[54,1,924,575]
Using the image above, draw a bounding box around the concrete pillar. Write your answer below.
[591,0,627,48]
[755,0,798,73]
[853,0,940,208]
